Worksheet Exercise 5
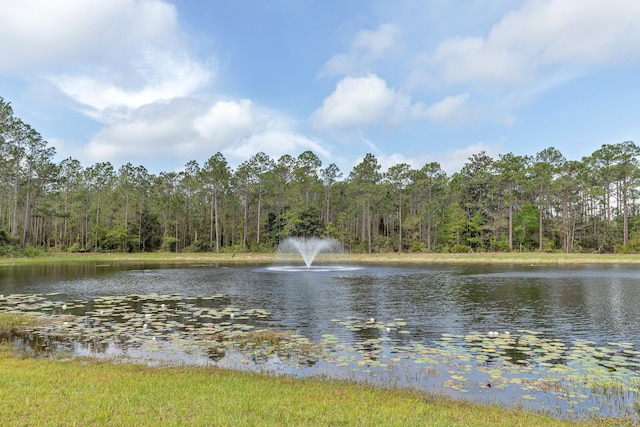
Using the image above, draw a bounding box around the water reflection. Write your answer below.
[1,262,640,421]
[2,262,640,346]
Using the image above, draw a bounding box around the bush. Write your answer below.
[184,239,210,253]
[615,241,640,254]
[0,229,12,246]
[0,229,24,257]
[161,236,178,252]
[451,244,471,253]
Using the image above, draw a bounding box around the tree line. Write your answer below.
[2,96,640,255]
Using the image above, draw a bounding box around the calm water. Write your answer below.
[1,261,640,420]
[2,262,639,345]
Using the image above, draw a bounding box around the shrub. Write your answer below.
[452,244,471,253]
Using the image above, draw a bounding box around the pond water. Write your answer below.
[1,261,639,422]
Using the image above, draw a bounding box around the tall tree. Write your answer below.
[348,153,381,253]
[495,153,531,251]
[556,160,582,253]
[84,162,114,251]
[414,162,447,251]
[293,150,322,204]
[611,141,640,246]
[15,123,56,247]
[233,161,255,250]
[247,152,274,246]
[153,171,181,251]
[57,157,83,249]
[320,163,342,225]
[385,163,412,251]
[453,151,496,251]
[531,147,565,251]
[200,153,230,253]
[5,118,28,238]
[180,160,202,248]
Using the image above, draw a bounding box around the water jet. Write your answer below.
[276,237,342,268]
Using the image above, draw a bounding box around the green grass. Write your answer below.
[0,312,45,340]
[0,344,596,427]
[1,252,638,425]
[2,250,640,266]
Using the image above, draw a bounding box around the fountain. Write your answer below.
[277,237,342,268]
[267,236,361,273]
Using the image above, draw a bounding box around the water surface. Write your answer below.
[1,261,639,421]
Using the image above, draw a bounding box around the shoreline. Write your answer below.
[0,342,588,427]
[0,253,634,425]
[2,251,640,266]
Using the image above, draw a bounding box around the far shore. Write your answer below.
[1,250,640,266]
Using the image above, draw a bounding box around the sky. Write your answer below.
[1,0,639,176]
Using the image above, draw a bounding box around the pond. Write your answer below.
[1,260,639,422]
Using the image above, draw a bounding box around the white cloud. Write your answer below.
[65,97,330,170]
[74,98,203,165]
[340,139,505,176]
[352,23,399,62]
[50,50,213,122]
[1,0,214,127]
[321,54,356,78]
[227,131,330,161]
[311,74,410,130]
[417,0,640,87]
[195,101,331,163]
[3,0,326,172]
[194,100,255,145]
[321,23,399,76]
[439,141,504,173]
[0,0,177,72]
[377,152,428,173]
[412,93,470,123]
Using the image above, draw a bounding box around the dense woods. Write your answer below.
[2,96,640,255]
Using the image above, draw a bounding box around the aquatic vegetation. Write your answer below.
[0,292,639,424]
[0,345,587,427]
[0,312,46,340]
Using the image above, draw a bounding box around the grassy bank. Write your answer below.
[0,251,637,426]
[1,250,640,266]
[0,344,594,427]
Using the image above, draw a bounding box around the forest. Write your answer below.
[2,96,640,256]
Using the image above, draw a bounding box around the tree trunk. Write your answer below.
[367,199,372,254]
[21,161,33,247]
[215,192,221,253]
[398,194,402,252]
[256,191,261,245]
[508,198,513,251]
[538,202,543,251]
[11,159,20,237]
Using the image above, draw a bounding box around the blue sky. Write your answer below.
[1,0,639,175]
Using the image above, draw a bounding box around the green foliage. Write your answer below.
[184,239,210,253]
[513,201,540,251]
[3,93,640,256]
[492,235,511,252]
[322,221,338,238]
[66,243,82,253]
[162,235,178,252]
[279,205,323,238]
[451,244,471,253]
[100,226,132,252]
[411,241,423,252]
[0,229,13,246]
[0,229,40,257]
[615,230,640,253]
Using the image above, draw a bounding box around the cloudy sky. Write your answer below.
[1,0,639,174]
